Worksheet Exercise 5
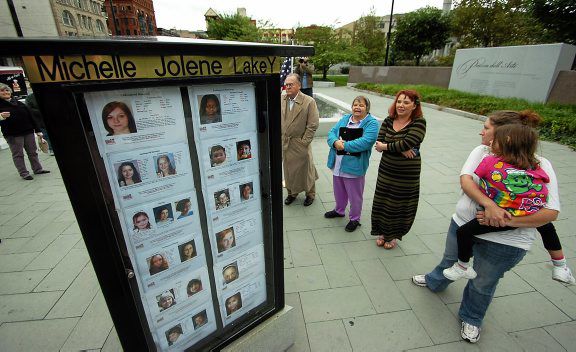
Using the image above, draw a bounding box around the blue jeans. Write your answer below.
[425,219,527,327]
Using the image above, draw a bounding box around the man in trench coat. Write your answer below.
[281,73,319,206]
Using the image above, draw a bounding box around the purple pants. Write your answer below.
[333,175,365,221]
[5,134,43,178]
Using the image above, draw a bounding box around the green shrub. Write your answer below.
[355,83,576,149]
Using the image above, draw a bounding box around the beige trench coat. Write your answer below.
[281,92,319,194]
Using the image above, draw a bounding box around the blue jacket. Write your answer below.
[326,113,379,176]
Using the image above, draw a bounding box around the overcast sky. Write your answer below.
[154,0,448,31]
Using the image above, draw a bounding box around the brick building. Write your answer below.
[103,0,157,36]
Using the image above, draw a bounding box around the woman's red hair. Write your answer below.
[388,90,423,120]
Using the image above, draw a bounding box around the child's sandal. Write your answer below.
[375,236,386,247]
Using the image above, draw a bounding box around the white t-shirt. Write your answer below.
[452,145,561,250]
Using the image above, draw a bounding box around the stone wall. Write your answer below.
[547,71,576,105]
[349,66,576,105]
[348,66,452,88]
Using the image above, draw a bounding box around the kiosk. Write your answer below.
[0,37,312,351]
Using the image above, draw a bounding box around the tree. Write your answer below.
[353,9,387,65]
[451,0,538,47]
[526,0,576,45]
[392,6,451,66]
[295,25,361,79]
[206,13,260,42]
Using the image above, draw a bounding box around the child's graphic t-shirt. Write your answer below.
[474,155,549,216]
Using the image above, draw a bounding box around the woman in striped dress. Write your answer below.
[372,90,426,249]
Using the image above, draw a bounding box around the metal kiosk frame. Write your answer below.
[0,37,312,351]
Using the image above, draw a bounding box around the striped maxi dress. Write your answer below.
[371,117,427,242]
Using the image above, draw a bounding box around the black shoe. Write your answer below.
[34,170,50,174]
[284,195,297,205]
[303,197,314,207]
[23,175,34,180]
[345,220,361,232]
[324,210,345,218]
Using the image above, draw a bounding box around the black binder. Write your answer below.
[337,127,363,156]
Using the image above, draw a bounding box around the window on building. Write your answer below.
[62,10,75,26]
[77,14,82,28]
[87,17,92,29]
[96,20,105,32]
[75,0,82,9]
[123,18,128,25]
[82,15,88,29]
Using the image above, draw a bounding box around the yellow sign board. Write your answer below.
[22,55,280,83]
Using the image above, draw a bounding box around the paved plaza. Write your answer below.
[0,86,575,351]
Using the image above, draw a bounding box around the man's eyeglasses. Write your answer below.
[285,83,295,88]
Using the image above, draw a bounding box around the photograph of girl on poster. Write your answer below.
[199,94,222,124]
[101,101,137,136]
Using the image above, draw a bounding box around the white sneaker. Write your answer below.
[443,262,477,281]
[412,274,427,287]
[552,266,576,285]
[461,322,480,343]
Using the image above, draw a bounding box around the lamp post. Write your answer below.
[384,0,395,66]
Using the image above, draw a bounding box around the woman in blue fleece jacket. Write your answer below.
[325,96,379,232]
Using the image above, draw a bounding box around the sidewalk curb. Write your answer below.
[346,86,487,122]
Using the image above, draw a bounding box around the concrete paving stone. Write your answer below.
[414,201,445,220]
[285,293,311,352]
[286,230,322,267]
[490,269,535,298]
[445,302,525,351]
[486,291,571,332]
[284,216,339,231]
[317,244,361,288]
[60,291,114,351]
[343,240,405,262]
[509,328,566,352]
[53,209,77,223]
[429,203,458,219]
[46,263,100,319]
[0,317,79,352]
[62,221,81,235]
[344,311,433,352]
[302,200,329,217]
[284,265,330,293]
[0,237,29,255]
[395,234,431,256]
[72,235,87,250]
[543,321,576,351]
[520,243,555,264]
[409,218,451,237]
[379,253,445,281]
[434,280,469,305]
[6,209,53,231]
[418,233,451,256]
[421,192,460,206]
[353,259,410,313]
[513,262,576,319]
[396,280,461,344]
[0,252,38,272]
[313,224,367,245]
[101,327,123,352]
[0,291,63,323]
[35,248,90,292]
[16,224,70,254]
[306,320,352,352]
[283,203,307,218]
[300,286,375,323]
[0,223,19,236]
[24,234,81,270]
[284,246,294,269]
[0,269,49,294]
[405,341,482,351]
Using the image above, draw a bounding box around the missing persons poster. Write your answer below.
[84,82,267,351]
